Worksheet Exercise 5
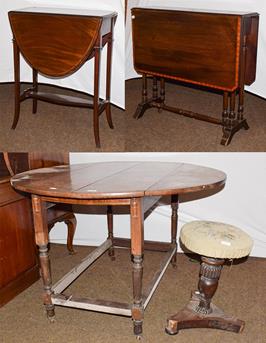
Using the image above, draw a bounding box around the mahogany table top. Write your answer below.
[11,162,226,199]
[8,8,117,78]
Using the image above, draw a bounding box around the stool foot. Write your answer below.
[165,292,245,334]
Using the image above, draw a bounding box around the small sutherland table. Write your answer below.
[8,7,117,147]
[131,8,259,145]
[11,161,226,337]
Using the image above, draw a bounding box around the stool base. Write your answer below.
[165,292,245,335]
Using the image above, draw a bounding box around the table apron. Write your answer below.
[39,195,162,211]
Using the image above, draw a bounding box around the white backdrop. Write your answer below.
[49,153,266,258]
[126,0,266,99]
[0,0,125,107]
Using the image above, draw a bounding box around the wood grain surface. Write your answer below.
[132,8,258,91]
[11,162,226,199]
[9,9,117,77]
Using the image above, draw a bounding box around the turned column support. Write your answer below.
[107,205,115,260]
[130,198,144,337]
[32,195,55,321]
[166,255,245,335]
[196,256,224,314]
[170,194,179,267]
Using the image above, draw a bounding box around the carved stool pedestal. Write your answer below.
[165,220,253,336]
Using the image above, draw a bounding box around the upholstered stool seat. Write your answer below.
[180,221,253,259]
[166,220,253,336]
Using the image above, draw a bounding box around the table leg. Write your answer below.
[229,91,236,130]
[105,28,114,129]
[107,205,115,260]
[12,38,20,130]
[237,85,249,129]
[32,68,38,114]
[222,91,229,127]
[31,195,55,321]
[160,78,165,105]
[93,38,101,148]
[152,77,158,101]
[134,74,152,119]
[171,195,179,267]
[130,198,144,337]
[221,91,236,146]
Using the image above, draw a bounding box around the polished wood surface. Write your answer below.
[11,161,226,336]
[9,8,117,147]
[166,257,244,335]
[132,8,258,90]
[131,7,259,145]
[11,161,226,200]
[9,8,116,77]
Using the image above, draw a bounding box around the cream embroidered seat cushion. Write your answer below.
[180,221,253,259]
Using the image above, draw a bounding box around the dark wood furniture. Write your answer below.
[0,153,76,307]
[11,161,226,337]
[131,8,259,145]
[8,7,117,148]
[166,256,244,335]
[165,220,253,335]
[0,156,38,307]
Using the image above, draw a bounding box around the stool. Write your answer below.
[165,220,253,335]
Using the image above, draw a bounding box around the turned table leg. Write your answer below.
[152,77,158,101]
[134,74,153,119]
[107,205,115,260]
[32,195,55,321]
[130,198,144,337]
[159,78,165,112]
[222,91,229,128]
[221,87,249,145]
[170,195,179,267]
[237,85,249,129]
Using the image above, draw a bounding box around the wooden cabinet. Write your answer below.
[0,166,38,307]
[0,153,75,307]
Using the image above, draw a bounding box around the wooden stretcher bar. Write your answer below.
[52,238,112,294]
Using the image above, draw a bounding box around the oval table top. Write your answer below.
[8,8,117,78]
[10,161,226,199]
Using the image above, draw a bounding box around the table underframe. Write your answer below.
[134,74,249,146]
[31,193,179,337]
